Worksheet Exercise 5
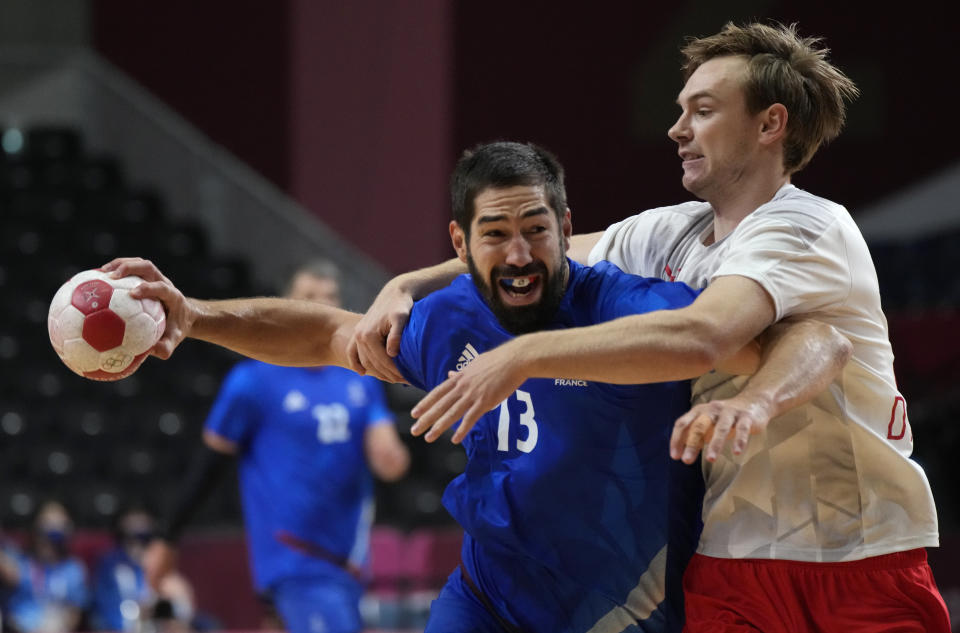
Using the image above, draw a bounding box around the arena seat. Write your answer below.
[0,484,41,528]
[64,482,128,529]
[25,126,83,162]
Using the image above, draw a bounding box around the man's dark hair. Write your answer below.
[450,141,567,236]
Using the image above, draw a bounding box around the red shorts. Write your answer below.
[683,549,951,633]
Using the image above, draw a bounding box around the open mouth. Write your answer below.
[497,274,542,304]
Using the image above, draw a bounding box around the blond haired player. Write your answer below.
[349,21,950,632]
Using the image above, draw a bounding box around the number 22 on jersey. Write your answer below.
[313,403,350,444]
[497,389,538,453]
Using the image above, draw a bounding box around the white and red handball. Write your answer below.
[47,269,166,381]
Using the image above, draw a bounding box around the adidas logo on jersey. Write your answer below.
[456,343,480,371]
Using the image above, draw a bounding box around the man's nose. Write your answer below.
[668,112,690,143]
[504,236,534,267]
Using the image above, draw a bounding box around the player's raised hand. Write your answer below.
[410,343,526,444]
[346,279,412,383]
[101,257,197,360]
[670,396,772,464]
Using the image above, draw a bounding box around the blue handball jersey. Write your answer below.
[205,363,393,592]
[395,259,704,633]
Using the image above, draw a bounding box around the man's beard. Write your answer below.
[467,253,568,335]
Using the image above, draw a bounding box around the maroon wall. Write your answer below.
[288,0,454,274]
[91,2,953,269]
[451,3,954,234]
[92,0,292,190]
[92,0,453,276]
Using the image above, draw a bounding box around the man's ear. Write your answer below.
[759,103,788,145]
[449,221,468,262]
[561,208,573,252]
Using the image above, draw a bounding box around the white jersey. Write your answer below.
[588,183,939,562]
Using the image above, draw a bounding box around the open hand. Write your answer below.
[670,396,772,464]
[410,343,526,443]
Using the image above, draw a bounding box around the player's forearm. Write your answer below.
[392,258,467,300]
[510,311,722,384]
[734,318,852,419]
[567,231,604,264]
[187,297,358,367]
[370,445,410,482]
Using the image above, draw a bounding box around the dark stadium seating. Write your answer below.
[0,124,461,538]
[0,123,467,631]
[870,232,960,531]
[0,125,254,531]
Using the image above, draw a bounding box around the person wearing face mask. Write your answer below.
[1,501,89,633]
[90,506,198,633]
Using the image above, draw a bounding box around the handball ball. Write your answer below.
[47,269,166,381]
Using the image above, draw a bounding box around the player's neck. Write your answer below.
[705,173,790,245]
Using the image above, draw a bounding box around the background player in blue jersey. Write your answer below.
[141,260,410,633]
[102,142,848,633]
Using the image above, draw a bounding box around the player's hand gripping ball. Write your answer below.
[47,269,166,381]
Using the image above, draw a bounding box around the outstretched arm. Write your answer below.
[411,275,773,443]
[102,257,360,368]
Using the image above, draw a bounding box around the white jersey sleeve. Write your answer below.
[586,184,940,563]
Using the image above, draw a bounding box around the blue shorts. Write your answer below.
[270,575,364,633]
[424,567,513,633]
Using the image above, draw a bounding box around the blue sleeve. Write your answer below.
[61,559,90,608]
[359,376,394,427]
[616,276,701,315]
[593,262,701,320]
[204,363,263,446]
[394,302,430,392]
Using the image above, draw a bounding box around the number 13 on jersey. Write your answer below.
[497,389,538,453]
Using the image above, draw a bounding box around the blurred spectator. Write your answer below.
[1,524,25,631]
[90,506,197,632]
[0,501,89,633]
